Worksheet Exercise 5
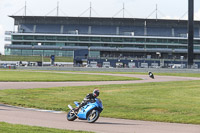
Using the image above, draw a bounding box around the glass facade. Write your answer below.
[6,49,73,57]
[6,34,200,59]
[11,35,200,44]
[89,51,100,57]
[22,50,32,56]
[11,34,199,49]
[4,48,11,55]
[10,49,22,55]
[33,50,43,55]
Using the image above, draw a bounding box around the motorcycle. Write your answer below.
[148,71,154,79]
[67,98,103,123]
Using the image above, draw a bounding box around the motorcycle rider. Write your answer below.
[148,71,154,79]
[74,89,100,112]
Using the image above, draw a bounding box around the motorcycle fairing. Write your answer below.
[77,102,96,119]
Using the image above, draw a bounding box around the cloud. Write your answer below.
[0,25,5,54]
[0,25,4,34]
[161,10,200,20]
[194,10,200,20]
[161,16,180,20]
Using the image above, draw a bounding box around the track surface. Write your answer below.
[1,72,200,133]
[1,104,200,133]
[0,72,200,90]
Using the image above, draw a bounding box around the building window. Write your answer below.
[136,38,145,43]
[124,38,134,42]
[10,49,22,55]
[79,37,89,41]
[194,40,200,44]
[44,50,55,56]
[157,39,168,43]
[56,42,65,46]
[54,50,73,57]
[168,39,178,43]
[35,36,45,40]
[12,35,23,40]
[68,36,78,41]
[112,38,123,42]
[44,42,56,46]
[5,48,11,55]
[146,38,157,43]
[46,36,56,40]
[179,39,187,44]
[33,50,43,56]
[89,51,100,57]
[57,36,67,41]
[22,50,32,56]
[194,46,200,50]
[90,37,100,41]
[101,37,111,42]
[24,36,34,40]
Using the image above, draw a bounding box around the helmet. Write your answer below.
[93,89,100,97]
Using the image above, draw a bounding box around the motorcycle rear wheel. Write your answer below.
[67,110,77,121]
[87,110,100,123]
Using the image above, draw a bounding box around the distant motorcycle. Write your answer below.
[148,71,154,79]
[67,98,103,123]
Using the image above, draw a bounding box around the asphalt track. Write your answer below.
[1,72,200,90]
[1,72,200,133]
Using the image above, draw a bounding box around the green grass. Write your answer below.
[153,72,200,77]
[0,70,140,82]
[28,70,200,78]
[0,55,73,62]
[1,80,200,124]
[68,71,200,78]
[0,122,92,133]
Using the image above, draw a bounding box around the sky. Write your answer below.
[0,0,200,54]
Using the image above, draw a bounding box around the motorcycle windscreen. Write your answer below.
[74,101,80,107]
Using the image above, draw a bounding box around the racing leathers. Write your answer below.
[75,93,96,111]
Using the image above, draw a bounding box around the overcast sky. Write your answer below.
[1,0,200,54]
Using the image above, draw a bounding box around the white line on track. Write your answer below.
[0,104,63,114]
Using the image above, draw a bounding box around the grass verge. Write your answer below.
[1,80,200,124]
[73,71,200,78]
[0,122,92,133]
[23,70,200,78]
[0,71,140,82]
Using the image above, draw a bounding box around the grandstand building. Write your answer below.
[4,16,200,68]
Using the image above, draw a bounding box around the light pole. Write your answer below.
[188,0,194,68]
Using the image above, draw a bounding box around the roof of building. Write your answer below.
[10,15,200,27]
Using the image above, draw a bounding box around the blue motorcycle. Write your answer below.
[67,98,103,123]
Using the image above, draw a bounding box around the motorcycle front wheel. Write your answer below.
[67,110,77,121]
[87,110,100,123]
